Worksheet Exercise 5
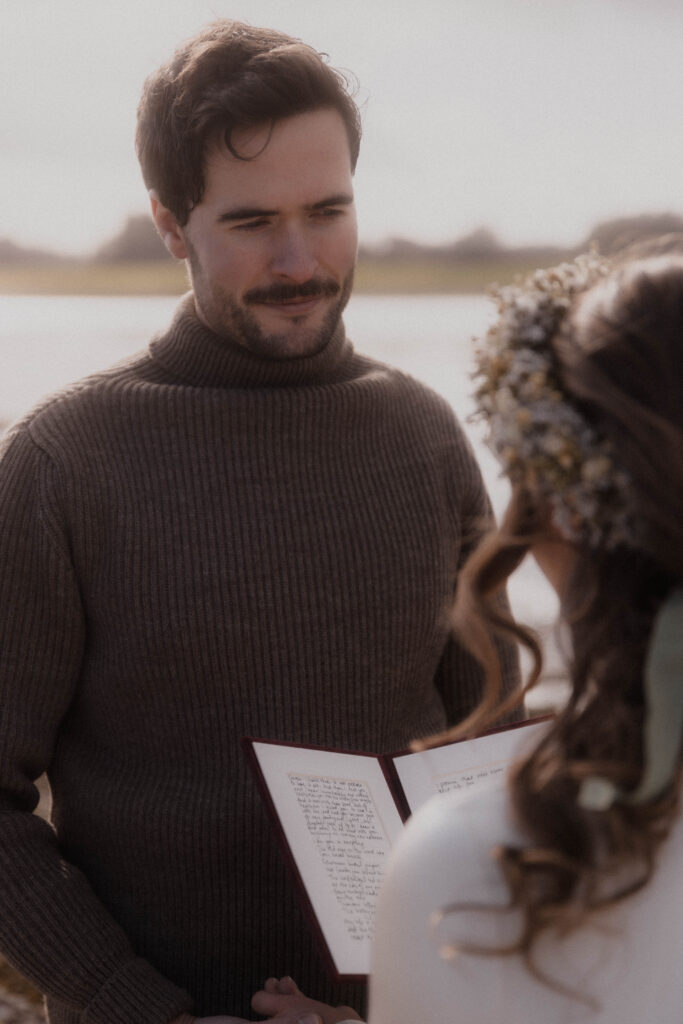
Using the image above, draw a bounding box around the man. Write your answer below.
[0,20,518,1024]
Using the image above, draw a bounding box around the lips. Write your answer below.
[263,295,322,310]
[272,295,316,304]
[244,280,340,307]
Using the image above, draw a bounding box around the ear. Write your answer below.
[149,190,189,260]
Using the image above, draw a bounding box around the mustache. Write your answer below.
[244,279,340,304]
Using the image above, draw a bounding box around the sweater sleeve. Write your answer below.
[0,426,192,1024]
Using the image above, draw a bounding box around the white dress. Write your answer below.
[368,781,683,1024]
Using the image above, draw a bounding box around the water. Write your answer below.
[0,292,562,702]
[0,295,178,423]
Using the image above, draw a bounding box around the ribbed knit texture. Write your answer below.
[0,295,515,1022]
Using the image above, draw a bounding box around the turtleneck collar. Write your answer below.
[149,293,357,389]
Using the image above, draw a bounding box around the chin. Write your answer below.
[261,332,329,360]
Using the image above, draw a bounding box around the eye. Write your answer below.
[312,207,345,221]
[233,217,271,232]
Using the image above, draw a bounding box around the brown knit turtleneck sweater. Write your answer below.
[0,296,511,1023]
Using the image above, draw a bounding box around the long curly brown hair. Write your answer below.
[427,248,683,983]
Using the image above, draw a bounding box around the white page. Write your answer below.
[392,719,549,813]
[252,742,405,977]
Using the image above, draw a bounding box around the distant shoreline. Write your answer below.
[0,256,551,297]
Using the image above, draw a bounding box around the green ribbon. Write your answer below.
[578,586,683,811]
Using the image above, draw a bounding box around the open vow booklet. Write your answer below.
[244,716,548,981]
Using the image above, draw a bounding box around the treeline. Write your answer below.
[3,211,683,267]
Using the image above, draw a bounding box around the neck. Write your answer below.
[149,293,355,389]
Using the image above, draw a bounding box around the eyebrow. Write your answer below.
[309,193,354,211]
[216,193,354,223]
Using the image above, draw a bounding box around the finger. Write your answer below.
[297,1015,322,1024]
[251,991,285,1014]
[264,977,280,993]
[277,976,301,995]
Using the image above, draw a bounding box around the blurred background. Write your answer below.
[3,0,683,260]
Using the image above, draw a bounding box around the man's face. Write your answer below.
[172,108,358,359]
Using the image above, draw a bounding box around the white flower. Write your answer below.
[581,455,612,484]
[541,433,568,457]
[492,386,518,417]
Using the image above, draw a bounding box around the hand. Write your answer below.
[251,976,362,1024]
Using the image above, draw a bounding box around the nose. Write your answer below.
[270,226,318,283]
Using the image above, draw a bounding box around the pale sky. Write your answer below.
[3,0,683,256]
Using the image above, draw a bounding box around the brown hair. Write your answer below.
[136,20,362,225]
[438,250,683,985]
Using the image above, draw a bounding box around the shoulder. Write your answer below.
[370,784,517,1024]
[353,356,481,489]
[370,786,683,1024]
[2,350,150,455]
[380,783,514,908]
[353,351,460,419]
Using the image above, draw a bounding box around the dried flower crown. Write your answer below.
[473,251,639,550]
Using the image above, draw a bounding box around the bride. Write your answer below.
[251,246,683,1024]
